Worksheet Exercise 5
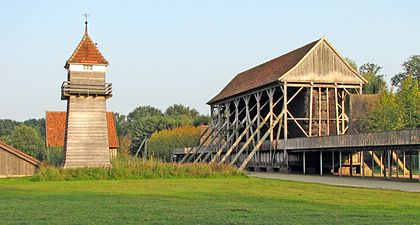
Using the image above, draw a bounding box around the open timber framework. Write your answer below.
[176,37,420,181]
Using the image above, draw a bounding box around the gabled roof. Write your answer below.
[207,37,366,104]
[45,111,119,148]
[65,24,108,68]
[0,140,41,166]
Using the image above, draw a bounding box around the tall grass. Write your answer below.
[32,156,245,181]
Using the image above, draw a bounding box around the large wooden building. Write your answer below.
[181,37,368,171]
[60,21,114,168]
[0,140,41,178]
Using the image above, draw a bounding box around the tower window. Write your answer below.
[83,65,93,70]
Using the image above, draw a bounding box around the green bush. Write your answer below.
[147,125,201,161]
[32,156,245,181]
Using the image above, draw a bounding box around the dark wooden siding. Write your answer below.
[0,148,38,177]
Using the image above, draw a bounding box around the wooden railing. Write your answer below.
[61,81,112,97]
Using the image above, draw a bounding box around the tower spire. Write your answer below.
[82,13,90,34]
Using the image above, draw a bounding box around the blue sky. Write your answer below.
[1,0,419,120]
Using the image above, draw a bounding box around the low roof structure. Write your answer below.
[208,37,367,104]
[0,140,41,177]
[45,111,119,148]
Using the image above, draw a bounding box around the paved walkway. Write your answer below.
[249,172,420,192]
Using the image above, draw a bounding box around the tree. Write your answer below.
[391,55,420,88]
[165,104,199,117]
[23,118,46,142]
[359,63,386,94]
[364,90,403,132]
[126,106,171,152]
[3,124,44,159]
[0,119,19,139]
[114,112,128,137]
[345,57,358,71]
[396,75,420,128]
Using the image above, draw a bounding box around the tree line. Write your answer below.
[0,104,210,162]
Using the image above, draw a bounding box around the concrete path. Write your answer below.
[249,172,420,192]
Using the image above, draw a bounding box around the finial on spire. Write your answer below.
[82,13,90,34]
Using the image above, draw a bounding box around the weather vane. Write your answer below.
[82,13,90,33]
[82,13,90,24]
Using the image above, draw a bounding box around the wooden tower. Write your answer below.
[61,20,113,168]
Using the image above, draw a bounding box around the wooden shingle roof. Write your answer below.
[45,111,119,148]
[207,37,366,104]
[65,27,108,68]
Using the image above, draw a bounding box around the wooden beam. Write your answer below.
[318,87,322,136]
[388,150,391,179]
[283,83,288,166]
[286,86,303,104]
[350,151,353,176]
[361,151,364,178]
[339,150,342,177]
[238,110,285,170]
[287,111,309,137]
[230,112,273,166]
[309,84,313,137]
[320,151,323,176]
[341,90,345,134]
[303,151,306,174]
[371,150,375,177]
[286,83,362,89]
[334,84,339,135]
[220,112,271,164]
[326,87,330,135]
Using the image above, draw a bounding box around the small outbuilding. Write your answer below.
[0,140,41,178]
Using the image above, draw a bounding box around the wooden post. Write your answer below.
[326,88,330,135]
[371,150,374,177]
[283,83,288,166]
[350,151,353,176]
[334,84,339,135]
[320,151,323,176]
[403,150,406,178]
[388,150,391,179]
[341,90,345,134]
[318,87,322,136]
[309,84,313,137]
[255,93,261,142]
[380,150,383,177]
[339,150,342,177]
[361,151,364,178]
[395,150,399,179]
[303,151,306,174]
[410,147,413,179]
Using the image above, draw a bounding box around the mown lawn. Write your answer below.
[0,177,419,224]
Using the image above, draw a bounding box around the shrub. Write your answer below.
[32,156,245,181]
[147,125,201,161]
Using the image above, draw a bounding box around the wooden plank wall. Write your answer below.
[283,41,361,84]
[277,129,420,150]
[64,95,111,168]
[0,148,37,177]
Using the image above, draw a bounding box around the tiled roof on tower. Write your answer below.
[65,21,108,68]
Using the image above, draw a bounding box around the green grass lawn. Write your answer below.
[0,177,419,225]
